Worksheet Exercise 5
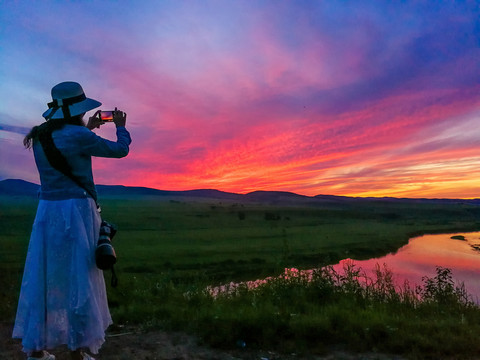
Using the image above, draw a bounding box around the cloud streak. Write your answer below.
[0,1,479,198]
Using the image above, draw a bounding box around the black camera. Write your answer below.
[96,220,117,270]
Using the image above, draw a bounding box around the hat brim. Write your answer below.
[42,98,102,119]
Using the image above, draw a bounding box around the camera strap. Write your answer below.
[111,266,118,287]
[38,132,118,288]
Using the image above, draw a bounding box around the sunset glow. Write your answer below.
[1,1,479,198]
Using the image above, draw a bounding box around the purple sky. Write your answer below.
[1,1,479,197]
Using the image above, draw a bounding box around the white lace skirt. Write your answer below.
[13,198,112,354]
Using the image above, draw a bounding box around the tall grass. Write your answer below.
[107,263,480,359]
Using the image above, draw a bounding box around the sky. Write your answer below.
[0,1,479,198]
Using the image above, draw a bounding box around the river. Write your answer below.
[332,231,480,302]
[209,231,480,301]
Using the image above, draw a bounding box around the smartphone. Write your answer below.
[100,111,114,122]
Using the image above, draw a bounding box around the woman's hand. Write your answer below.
[113,107,127,128]
[86,110,104,130]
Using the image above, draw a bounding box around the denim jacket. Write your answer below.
[33,124,132,201]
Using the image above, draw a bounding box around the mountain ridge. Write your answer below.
[1,178,479,205]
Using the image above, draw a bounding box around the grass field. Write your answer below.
[2,194,480,358]
[98,195,480,279]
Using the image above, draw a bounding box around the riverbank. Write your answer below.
[88,264,480,359]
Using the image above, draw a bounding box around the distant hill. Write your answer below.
[0,179,245,201]
[96,185,245,201]
[1,179,479,205]
[244,190,315,205]
[0,179,40,196]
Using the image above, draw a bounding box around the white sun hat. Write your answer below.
[42,81,102,120]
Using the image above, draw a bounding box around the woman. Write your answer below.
[13,81,132,360]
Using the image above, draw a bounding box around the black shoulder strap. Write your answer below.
[38,131,98,205]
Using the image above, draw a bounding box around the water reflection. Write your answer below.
[333,232,480,301]
[208,232,480,301]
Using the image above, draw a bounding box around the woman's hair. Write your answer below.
[24,115,84,149]
[23,114,85,178]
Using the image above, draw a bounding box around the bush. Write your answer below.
[418,266,475,307]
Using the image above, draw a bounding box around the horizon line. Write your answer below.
[1,178,479,201]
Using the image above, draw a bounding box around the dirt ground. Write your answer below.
[2,322,407,360]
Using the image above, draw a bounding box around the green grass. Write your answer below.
[2,194,480,358]
[98,196,480,279]
[105,264,480,359]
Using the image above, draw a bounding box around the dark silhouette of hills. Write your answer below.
[96,185,245,201]
[0,179,41,196]
[1,179,479,205]
[0,179,245,201]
